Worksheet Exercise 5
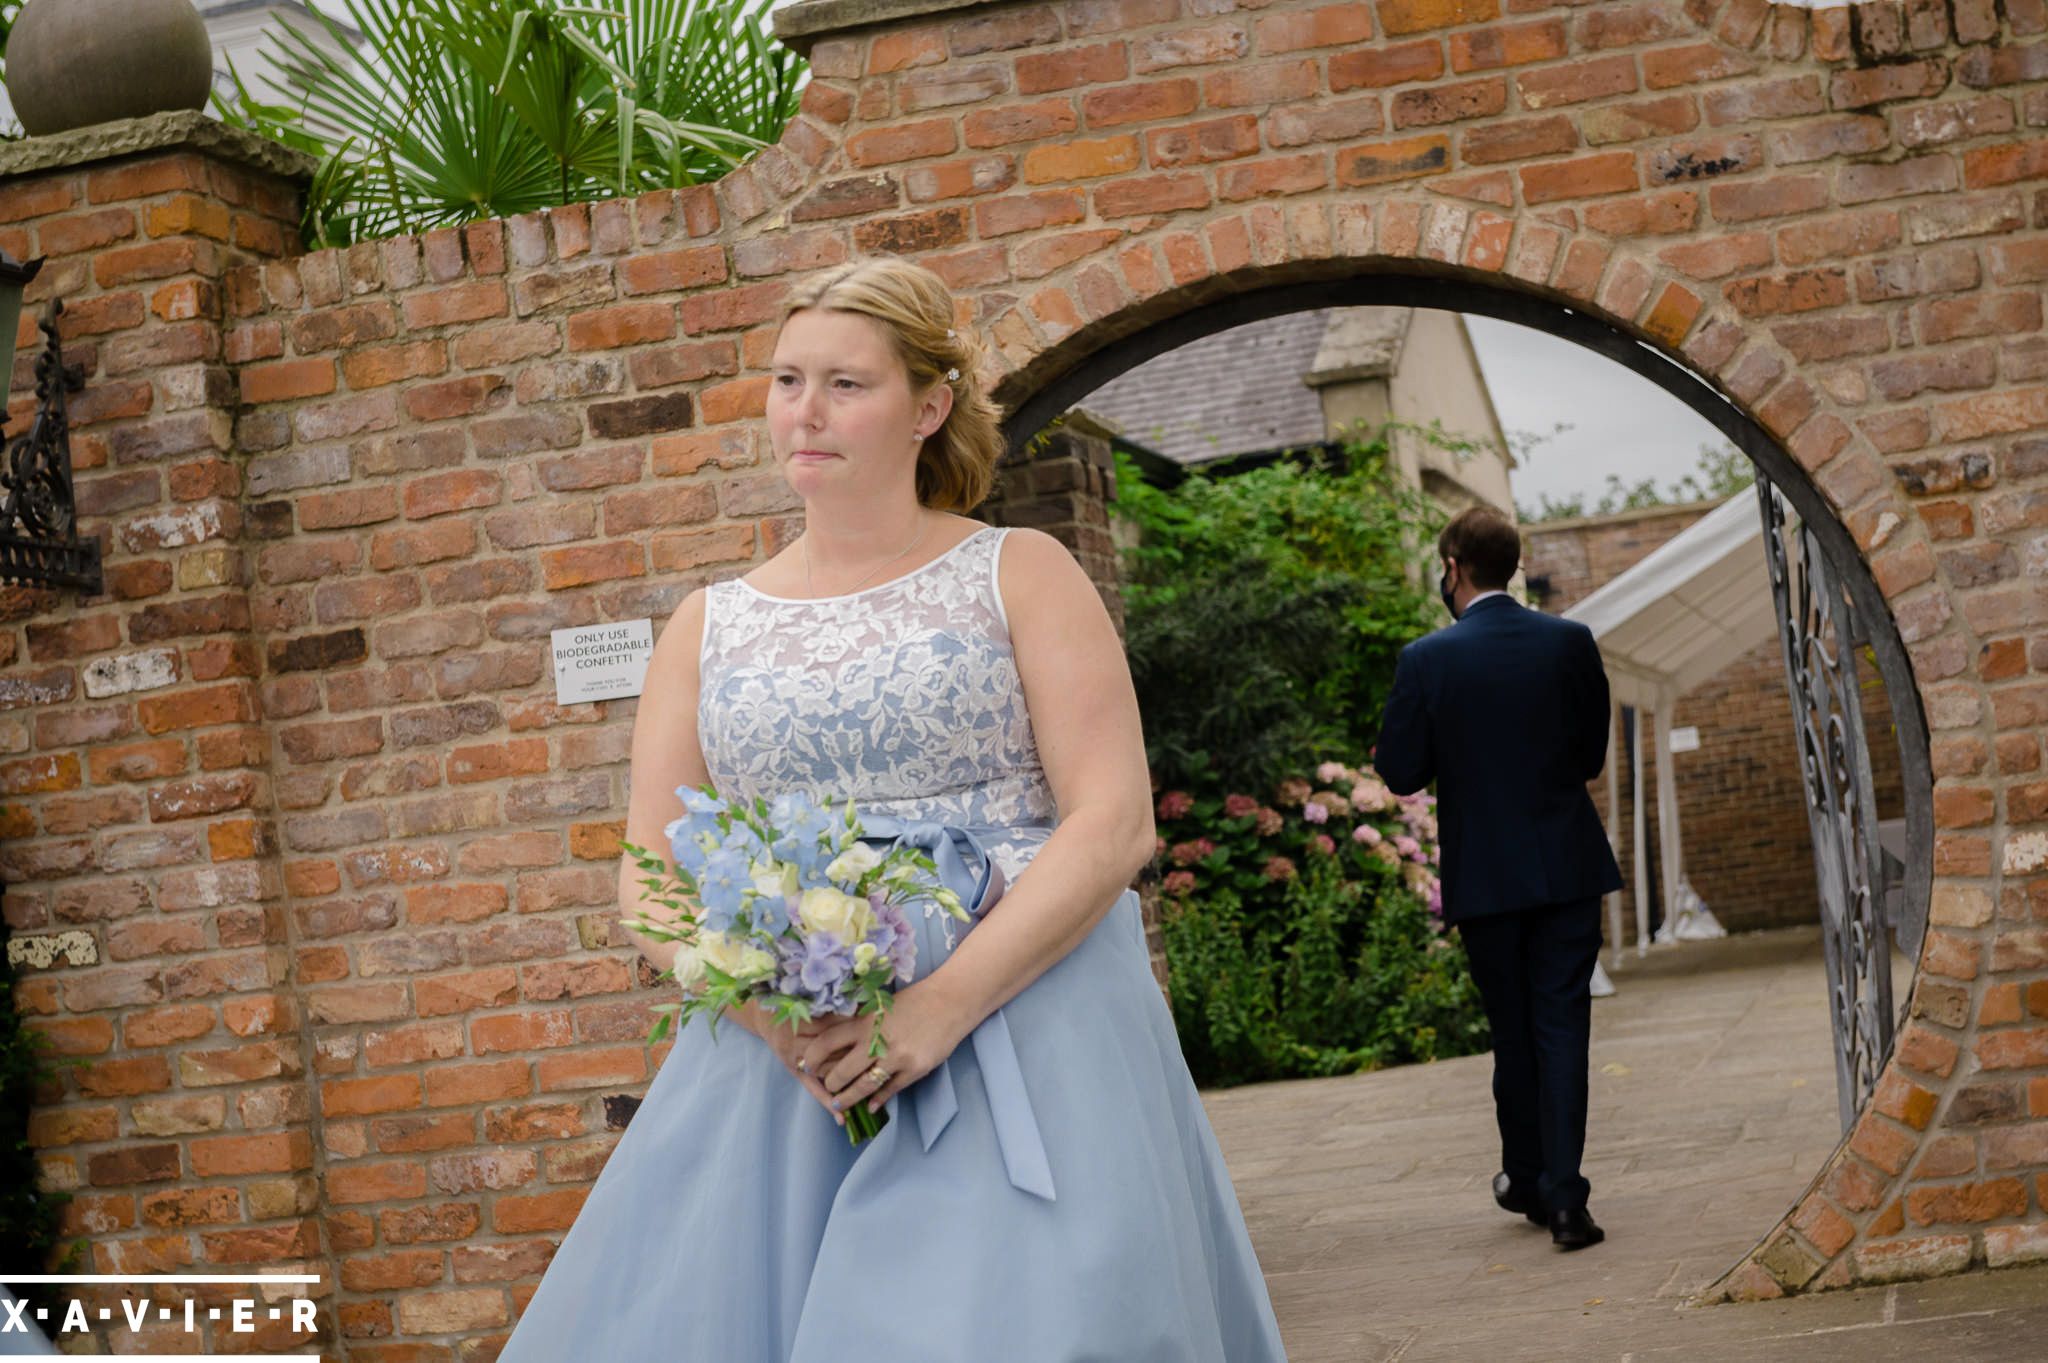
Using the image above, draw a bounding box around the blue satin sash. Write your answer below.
[857,816,1056,1202]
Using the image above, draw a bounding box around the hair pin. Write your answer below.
[946,367,960,382]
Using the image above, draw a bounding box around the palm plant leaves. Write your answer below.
[215,0,804,248]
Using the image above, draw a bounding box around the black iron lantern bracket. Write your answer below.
[0,258,101,596]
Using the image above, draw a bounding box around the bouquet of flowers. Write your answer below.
[620,785,969,1144]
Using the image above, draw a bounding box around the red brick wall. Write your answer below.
[1,0,2046,1347]
[1526,502,1908,937]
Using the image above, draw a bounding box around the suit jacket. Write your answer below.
[1373,595,1624,925]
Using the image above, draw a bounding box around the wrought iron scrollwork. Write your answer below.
[1757,477,1894,1132]
[0,299,100,593]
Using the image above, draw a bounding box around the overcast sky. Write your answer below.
[1464,314,1731,512]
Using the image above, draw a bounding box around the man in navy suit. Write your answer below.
[1373,506,1624,1250]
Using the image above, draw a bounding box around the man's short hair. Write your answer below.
[1438,507,1520,590]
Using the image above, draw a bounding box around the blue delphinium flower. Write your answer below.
[665,817,713,877]
[769,792,837,879]
[719,821,766,866]
[695,848,751,933]
[744,861,796,937]
[679,786,727,817]
[669,785,728,876]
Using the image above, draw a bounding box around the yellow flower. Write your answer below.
[697,930,775,983]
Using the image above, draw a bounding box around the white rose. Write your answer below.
[750,859,799,900]
[738,946,777,979]
[671,945,708,996]
[798,886,874,941]
[825,843,883,885]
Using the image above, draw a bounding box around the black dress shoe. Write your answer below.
[1491,1172,1545,1226]
[1549,1206,1605,1250]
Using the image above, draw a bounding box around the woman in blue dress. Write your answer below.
[498,258,1288,1362]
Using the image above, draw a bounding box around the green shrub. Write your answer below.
[0,940,75,1306]
[1113,431,1445,791]
[1154,761,1489,1088]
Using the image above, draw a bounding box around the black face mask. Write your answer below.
[1439,569,1458,620]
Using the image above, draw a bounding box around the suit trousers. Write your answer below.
[1457,896,1603,1214]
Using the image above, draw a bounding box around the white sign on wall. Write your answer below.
[1668,725,1701,754]
[551,620,654,704]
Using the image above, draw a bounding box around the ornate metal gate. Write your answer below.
[1757,477,1902,1132]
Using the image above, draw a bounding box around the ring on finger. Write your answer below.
[865,1063,889,1087]
[795,1057,808,1075]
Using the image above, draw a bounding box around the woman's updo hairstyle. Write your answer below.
[780,257,1005,513]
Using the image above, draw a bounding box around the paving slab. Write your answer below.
[1203,926,2048,1361]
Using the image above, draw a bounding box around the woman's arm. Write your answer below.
[617,588,808,1055]
[617,587,710,978]
[809,528,1157,1110]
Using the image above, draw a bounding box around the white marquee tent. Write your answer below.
[1563,492,1782,965]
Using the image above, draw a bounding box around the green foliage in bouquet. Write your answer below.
[1151,766,1490,1088]
[1112,428,1448,792]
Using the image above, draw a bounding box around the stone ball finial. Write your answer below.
[8,0,215,138]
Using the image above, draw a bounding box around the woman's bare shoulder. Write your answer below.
[995,526,1103,623]
[648,585,710,682]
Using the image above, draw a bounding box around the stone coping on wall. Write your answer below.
[772,0,996,52]
[0,108,317,184]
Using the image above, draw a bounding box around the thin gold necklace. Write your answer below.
[802,517,928,598]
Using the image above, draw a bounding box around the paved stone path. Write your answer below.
[1204,926,2048,1361]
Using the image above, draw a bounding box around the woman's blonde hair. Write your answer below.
[779,258,1005,513]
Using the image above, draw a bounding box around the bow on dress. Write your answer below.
[857,816,1056,1202]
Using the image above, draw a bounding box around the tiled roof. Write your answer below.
[1078,309,1355,466]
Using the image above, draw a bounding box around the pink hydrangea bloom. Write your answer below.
[1310,833,1336,857]
[1261,855,1297,882]
[1254,807,1284,836]
[1352,824,1382,846]
[1394,834,1421,860]
[1223,793,1258,818]
[1316,761,1348,783]
[1162,870,1197,896]
[1157,791,1193,820]
[1302,800,1328,824]
[1274,777,1311,807]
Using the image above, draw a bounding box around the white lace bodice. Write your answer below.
[698,525,1058,880]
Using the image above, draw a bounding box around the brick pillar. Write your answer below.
[984,413,1123,630]
[0,112,321,1350]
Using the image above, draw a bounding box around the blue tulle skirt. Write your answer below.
[498,889,1287,1362]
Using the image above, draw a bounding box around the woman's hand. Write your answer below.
[799,984,975,1122]
[732,1000,840,1117]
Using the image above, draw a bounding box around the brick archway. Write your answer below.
[2,0,2044,1352]
[975,229,1947,1299]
